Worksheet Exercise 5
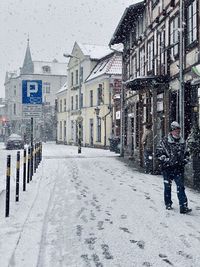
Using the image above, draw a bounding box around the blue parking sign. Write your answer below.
[22,80,42,104]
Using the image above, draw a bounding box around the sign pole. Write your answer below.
[31,117,34,178]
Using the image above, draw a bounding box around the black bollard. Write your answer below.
[5,155,11,217]
[27,147,30,183]
[23,149,27,191]
[34,143,37,173]
[16,151,20,202]
[30,146,33,181]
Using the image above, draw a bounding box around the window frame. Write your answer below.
[147,38,154,73]
[186,0,198,47]
[97,117,101,142]
[139,46,145,76]
[169,14,179,60]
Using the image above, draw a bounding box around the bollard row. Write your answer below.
[5,142,43,217]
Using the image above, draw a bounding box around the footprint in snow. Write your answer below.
[119,227,131,234]
[142,262,152,266]
[177,250,193,259]
[120,214,127,219]
[76,225,83,237]
[137,240,145,249]
[97,221,104,230]
[101,244,113,260]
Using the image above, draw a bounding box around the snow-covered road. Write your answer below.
[0,143,200,267]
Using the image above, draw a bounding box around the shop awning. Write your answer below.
[125,75,169,90]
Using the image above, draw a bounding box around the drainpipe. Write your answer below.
[179,0,185,137]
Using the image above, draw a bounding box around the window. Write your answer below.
[59,121,62,140]
[64,121,66,141]
[71,96,74,110]
[64,98,66,112]
[71,72,74,86]
[157,27,166,74]
[80,66,83,83]
[147,39,154,72]
[81,93,83,108]
[43,82,51,93]
[170,16,179,58]
[131,55,137,78]
[71,120,74,140]
[186,0,197,45]
[42,65,51,73]
[75,69,78,85]
[97,117,101,142]
[13,103,16,115]
[90,90,93,107]
[60,100,62,112]
[136,14,145,39]
[97,84,103,105]
[140,47,145,76]
[75,95,78,110]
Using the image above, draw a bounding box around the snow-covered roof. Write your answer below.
[86,53,122,82]
[77,43,112,60]
[33,61,67,76]
[56,81,68,95]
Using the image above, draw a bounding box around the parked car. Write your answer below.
[6,134,24,150]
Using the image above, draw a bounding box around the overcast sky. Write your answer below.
[0,0,139,98]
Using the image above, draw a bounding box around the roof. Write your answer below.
[77,43,112,60]
[109,1,144,46]
[126,76,169,90]
[86,53,122,82]
[33,61,67,76]
[57,81,68,94]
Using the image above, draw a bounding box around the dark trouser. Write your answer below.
[162,169,188,208]
[144,149,153,173]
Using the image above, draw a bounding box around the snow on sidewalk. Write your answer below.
[0,143,200,267]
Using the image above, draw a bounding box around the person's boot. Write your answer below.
[180,206,192,214]
[166,204,173,210]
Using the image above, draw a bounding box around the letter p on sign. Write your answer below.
[27,81,38,97]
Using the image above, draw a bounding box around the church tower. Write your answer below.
[20,38,34,74]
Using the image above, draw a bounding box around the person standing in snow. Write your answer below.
[156,121,192,214]
[142,123,153,174]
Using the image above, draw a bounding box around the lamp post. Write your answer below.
[63,53,82,153]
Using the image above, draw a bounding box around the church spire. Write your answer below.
[21,37,34,74]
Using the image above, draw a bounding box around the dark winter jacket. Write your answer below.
[156,133,189,171]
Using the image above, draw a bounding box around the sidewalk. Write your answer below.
[0,143,200,267]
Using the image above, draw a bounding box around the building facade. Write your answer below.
[4,40,67,141]
[61,42,112,146]
[110,0,200,177]
[84,52,122,148]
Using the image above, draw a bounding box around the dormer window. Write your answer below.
[42,65,51,73]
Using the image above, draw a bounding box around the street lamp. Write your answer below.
[63,53,82,153]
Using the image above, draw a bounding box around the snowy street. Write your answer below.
[0,143,200,267]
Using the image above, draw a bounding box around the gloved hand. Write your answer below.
[159,155,169,162]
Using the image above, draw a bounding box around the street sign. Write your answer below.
[22,80,42,104]
[22,105,42,118]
